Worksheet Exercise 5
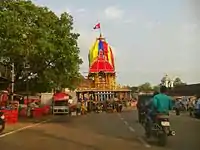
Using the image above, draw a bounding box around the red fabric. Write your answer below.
[42,105,50,115]
[89,56,114,73]
[109,47,115,69]
[33,108,43,118]
[103,41,108,61]
[19,108,27,117]
[24,99,40,105]
[53,92,69,101]
[93,23,100,29]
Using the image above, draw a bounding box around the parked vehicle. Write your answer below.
[52,92,69,115]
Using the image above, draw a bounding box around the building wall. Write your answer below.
[169,83,200,96]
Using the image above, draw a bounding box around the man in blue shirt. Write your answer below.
[152,86,173,115]
[145,86,172,137]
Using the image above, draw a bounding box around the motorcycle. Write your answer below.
[145,114,175,146]
[138,107,146,124]
[140,111,146,125]
[115,101,123,113]
[175,107,180,115]
[0,111,5,133]
[106,102,114,113]
[96,103,103,113]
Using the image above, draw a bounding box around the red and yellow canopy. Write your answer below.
[88,35,115,73]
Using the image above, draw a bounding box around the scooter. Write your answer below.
[0,111,5,133]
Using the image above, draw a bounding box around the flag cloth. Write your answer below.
[93,23,100,29]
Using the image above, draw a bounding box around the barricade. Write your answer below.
[19,108,27,117]
[18,105,51,118]
[42,105,50,115]
[32,108,43,118]
[0,109,18,124]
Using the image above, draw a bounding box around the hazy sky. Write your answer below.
[33,0,199,86]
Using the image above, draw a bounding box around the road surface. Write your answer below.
[0,110,199,150]
[120,110,200,150]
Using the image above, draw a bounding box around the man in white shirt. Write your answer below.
[68,99,73,104]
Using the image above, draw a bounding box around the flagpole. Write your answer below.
[97,20,102,36]
[99,27,102,36]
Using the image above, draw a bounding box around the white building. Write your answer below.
[161,74,174,88]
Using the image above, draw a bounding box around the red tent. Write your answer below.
[53,92,69,101]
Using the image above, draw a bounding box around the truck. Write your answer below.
[52,92,69,115]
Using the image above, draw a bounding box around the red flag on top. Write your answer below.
[93,23,100,29]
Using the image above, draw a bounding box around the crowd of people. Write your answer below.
[75,97,127,114]
[174,95,200,117]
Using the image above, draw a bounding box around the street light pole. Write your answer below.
[23,33,30,102]
[11,63,14,101]
[25,60,30,101]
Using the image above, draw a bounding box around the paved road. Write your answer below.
[0,110,199,150]
[119,110,200,150]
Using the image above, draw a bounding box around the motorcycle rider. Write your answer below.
[174,98,181,115]
[188,98,195,116]
[145,91,159,116]
[194,95,200,118]
[136,99,145,123]
[145,86,173,134]
[146,91,159,108]
[152,86,173,118]
[144,91,159,136]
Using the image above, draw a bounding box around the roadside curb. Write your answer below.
[0,116,56,138]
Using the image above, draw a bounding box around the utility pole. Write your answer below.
[11,63,14,101]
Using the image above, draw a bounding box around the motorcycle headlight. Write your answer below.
[1,115,5,120]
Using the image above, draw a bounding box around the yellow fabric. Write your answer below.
[107,46,112,66]
[88,39,115,67]
[89,40,98,66]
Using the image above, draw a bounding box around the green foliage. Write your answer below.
[138,82,152,92]
[0,0,82,92]
[152,85,160,92]
[129,86,139,93]
[173,77,186,87]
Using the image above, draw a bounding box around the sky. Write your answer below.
[33,0,200,86]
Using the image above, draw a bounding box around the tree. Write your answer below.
[160,74,169,86]
[173,77,186,87]
[138,82,152,92]
[153,85,160,92]
[0,0,82,92]
[130,86,139,93]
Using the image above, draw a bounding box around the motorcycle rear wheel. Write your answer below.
[144,122,151,138]
[158,132,167,146]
